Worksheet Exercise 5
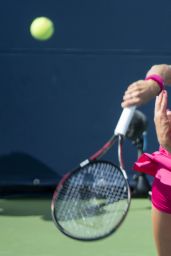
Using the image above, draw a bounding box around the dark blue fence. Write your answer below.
[0,0,171,189]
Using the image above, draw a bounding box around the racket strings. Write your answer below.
[53,162,130,239]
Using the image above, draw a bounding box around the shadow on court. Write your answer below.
[0,197,52,221]
[0,152,61,221]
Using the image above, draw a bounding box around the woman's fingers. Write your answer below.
[122,79,160,108]
[155,90,168,115]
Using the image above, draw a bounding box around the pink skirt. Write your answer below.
[134,147,171,214]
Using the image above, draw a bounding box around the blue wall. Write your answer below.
[1,0,171,186]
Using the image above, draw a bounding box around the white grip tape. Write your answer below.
[114,106,136,136]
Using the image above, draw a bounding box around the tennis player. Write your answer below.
[122,64,171,256]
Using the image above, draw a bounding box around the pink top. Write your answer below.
[134,146,171,185]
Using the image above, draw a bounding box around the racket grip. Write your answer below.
[114,106,136,136]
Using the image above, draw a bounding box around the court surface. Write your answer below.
[0,197,156,256]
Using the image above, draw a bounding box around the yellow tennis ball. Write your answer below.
[30,17,54,41]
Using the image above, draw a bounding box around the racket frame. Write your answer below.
[51,159,131,241]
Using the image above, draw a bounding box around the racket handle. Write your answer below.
[114,106,136,136]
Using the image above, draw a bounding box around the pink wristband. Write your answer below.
[145,74,164,92]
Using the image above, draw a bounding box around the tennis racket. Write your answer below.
[51,106,136,241]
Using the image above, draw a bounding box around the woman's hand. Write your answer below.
[154,90,171,152]
[121,64,171,108]
[121,79,161,108]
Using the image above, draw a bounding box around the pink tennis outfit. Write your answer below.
[134,146,171,214]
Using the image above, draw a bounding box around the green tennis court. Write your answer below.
[0,197,156,256]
